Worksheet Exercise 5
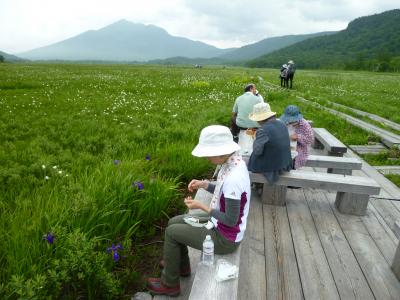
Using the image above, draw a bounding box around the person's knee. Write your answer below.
[168,215,185,226]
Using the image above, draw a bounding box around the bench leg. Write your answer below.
[328,168,352,175]
[327,151,346,174]
[335,192,369,216]
[312,138,324,150]
[392,244,400,280]
[261,184,287,206]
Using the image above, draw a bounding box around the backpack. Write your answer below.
[280,68,288,78]
[287,64,296,75]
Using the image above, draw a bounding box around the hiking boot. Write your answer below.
[159,259,191,277]
[147,278,180,297]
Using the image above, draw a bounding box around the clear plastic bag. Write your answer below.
[215,259,238,282]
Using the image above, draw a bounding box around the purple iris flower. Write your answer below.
[107,243,123,262]
[113,159,120,166]
[43,232,54,244]
[132,181,144,190]
[145,153,151,161]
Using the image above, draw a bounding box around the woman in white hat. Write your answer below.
[247,102,292,184]
[147,125,251,297]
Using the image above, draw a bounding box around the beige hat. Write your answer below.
[249,102,276,122]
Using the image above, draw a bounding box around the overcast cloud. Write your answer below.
[0,0,398,53]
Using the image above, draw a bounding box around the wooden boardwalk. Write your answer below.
[238,148,400,300]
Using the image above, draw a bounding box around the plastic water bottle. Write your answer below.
[202,235,214,266]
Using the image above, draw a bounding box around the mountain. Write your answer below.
[247,9,400,69]
[0,51,25,62]
[18,20,234,61]
[218,32,336,61]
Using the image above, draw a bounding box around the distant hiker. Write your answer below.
[280,105,313,169]
[231,83,263,154]
[286,60,296,89]
[247,102,292,184]
[280,64,288,87]
[146,125,251,297]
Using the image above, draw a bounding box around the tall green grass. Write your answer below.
[0,63,396,298]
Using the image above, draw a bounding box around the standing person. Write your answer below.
[280,64,288,87]
[231,83,263,155]
[286,60,296,89]
[247,103,292,184]
[146,125,251,297]
[280,105,314,169]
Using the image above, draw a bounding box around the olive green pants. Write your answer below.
[161,214,239,286]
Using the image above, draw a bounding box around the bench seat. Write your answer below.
[313,128,347,156]
[250,170,381,216]
[306,154,361,174]
[188,188,242,300]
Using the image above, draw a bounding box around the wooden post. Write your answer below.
[392,221,400,280]
[327,151,347,174]
[261,184,287,206]
[392,245,400,280]
[335,192,369,216]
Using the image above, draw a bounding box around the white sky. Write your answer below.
[0,0,398,54]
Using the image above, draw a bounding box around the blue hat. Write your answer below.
[280,105,303,124]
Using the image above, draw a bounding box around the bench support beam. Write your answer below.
[392,245,400,280]
[335,192,369,216]
[261,185,287,206]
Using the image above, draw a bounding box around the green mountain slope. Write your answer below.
[0,51,25,62]
[219,32,336,61]
[248,9,400,69]
[18,20,234,61]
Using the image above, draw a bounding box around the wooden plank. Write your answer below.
[238,190,267,300]
[286,189,340,300]
[375,166,400,175]
[313,128,347,154]
[189,248,241,300]
[304,189,374,300]
[327,101,400,132]
[322,106,400,148]
[326,193,400,299]
[392,245,400,280]
[350,144,387,155]
[361,204,398,265]
[306,155,362,170]
[263,204,304,300]
[250,171,381,196]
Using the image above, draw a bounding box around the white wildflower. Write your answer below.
[42,165,46,169]
[45,176,49,180]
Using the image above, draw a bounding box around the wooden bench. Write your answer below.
[392,221,400,281]
[243,154,362,175]
[187,188,241,300]
[250,170,381,216]
[313,128,350,174]
[305,154,361,175]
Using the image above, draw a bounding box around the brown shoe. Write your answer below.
[159,260,191,277]
[147,278,180,297]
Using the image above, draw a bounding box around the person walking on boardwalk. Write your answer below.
[280,64,288,87]
[247,102,292,184]
[280,105,314,169]
[146,125,251,297]
[286,60,296,89]
[231,83,263,155]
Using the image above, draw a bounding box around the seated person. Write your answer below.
[280,105,314,169]
[146,125,251,297]
[231,83,263,154]
[247,103,292,184]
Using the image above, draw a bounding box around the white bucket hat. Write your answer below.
[192,125,240,157]
[249,102,276,122]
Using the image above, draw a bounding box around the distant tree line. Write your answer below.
[0,55,4,63]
